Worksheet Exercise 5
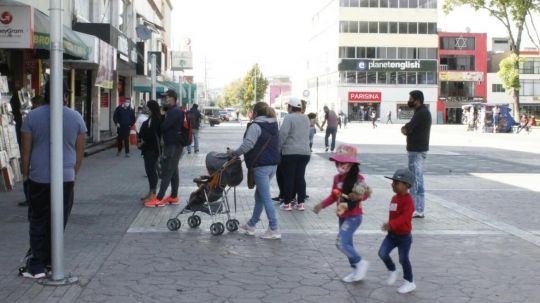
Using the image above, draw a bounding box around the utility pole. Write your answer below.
[150,53,156,101]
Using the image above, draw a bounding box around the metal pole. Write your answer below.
[150,54,157,100]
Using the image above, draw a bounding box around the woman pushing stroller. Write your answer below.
[228,102,281,239]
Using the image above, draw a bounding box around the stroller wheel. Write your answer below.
[167,218,181,231]
[188,216,200,228]
[226,219,239,232]
[210,223,223,236]
[216,222,225,235]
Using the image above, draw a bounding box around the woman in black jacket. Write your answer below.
[138,100,162,202]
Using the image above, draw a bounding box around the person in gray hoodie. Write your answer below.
[278,97,311,211]
[231,102,281,239]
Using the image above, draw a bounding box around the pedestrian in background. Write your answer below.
[379,168,417,294]
[313,145,371,282]
[187,104,203,154]
[321,105,338,152]
[113,100,135,157]
[517,114,528,133]
[278,98,311,211]
[387,110,393,124]
[371,110,378,128]
[135,105,149,134]
[307,112,321,151]
[401,90,431,218]
[138,100,162,203]
[144,90,183,207]
[232,102,281,239]
[19,81,87,279]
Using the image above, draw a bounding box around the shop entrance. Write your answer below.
[446,108,463,124]
[348,102,380,122]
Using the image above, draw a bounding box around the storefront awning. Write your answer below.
[33,9,88,59]
[133,76,174,94]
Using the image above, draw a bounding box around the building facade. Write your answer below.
[267,76,292,108]
[437,32,488,124]
[307,0,438,122]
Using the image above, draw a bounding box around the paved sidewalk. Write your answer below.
[1,122,540,303]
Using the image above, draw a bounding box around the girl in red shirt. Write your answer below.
[313,144,371,282]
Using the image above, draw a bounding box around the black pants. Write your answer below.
[325,127,337,151]
[157,144,183,200]
[281,154,311,205]
[143,150,159,192]
[117,134,130,154]
[275,163,284,199]
[27,180,74,275]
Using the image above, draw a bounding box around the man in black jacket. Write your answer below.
[401,90,431,218]
[113,101,135,157]
[144,90,184,207]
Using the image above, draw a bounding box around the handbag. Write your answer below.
[247,137,272,189]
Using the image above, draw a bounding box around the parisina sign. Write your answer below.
[339,59,437,72]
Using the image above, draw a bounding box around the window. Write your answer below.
[360,0,369,7]
[346,47,356,58]
[440,37,476,50]
[377,47,387,58]
[398,72,407,84]
[428,23,437,34]
[398,47,407,59]
[366,47,376,58]
[408,22,417,34]
[389,72,398,84]
[407,72,417,85]
[409,0,418,8]
[399,22,408,34]
[440,55,475,70]
[427,48,437,59]
[399,0,408,8]
[387,47,397,59]
[378,72,388,84]
[118,0,129,31]
[339,47,348,58]
[340,0,350,6]
[418,0,428,7]
[369,0,379,7]
[340,21,349,33]
[389,22,398,33]
[492,84,505,93]
[407,48,417,59]
[347,71,357,83]
[358,72,367,84]
[418,72,427,84]
[440,81,475,97]
[426,0,437,8]
[389,0,399,7]
[359,21,369,33]
[520,80,535,96]
[369,22,378,33]
[418,22,428,34]
[368,71,377,84]
[380,0,389,7]
[350,0,360,6]
[427,72,437,84]
[379,22,388,33]
[349,21,359,33]
[418,48,428,59]
[357,47,366,58]
[520,59,540,74]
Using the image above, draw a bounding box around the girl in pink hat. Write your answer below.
[313,144,372,282]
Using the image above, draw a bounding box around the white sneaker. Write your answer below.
[397,281,416,294]
[260,228,281,240]
[387,269,399,285]
[239,224,256,236]
[412,211,424,218]
[342,259,369,282]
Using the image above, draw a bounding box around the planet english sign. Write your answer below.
[340,59,437,72]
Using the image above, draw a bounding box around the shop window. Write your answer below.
[389,22,398,33]
[349,21,359,33]
[366,47,376,58]
[380,0,389,7]
[407,72,417,85]
[378,72,388,84]
[368,71,377,84]
[399,22,408,34]
[408,22,417,34]
[360,22,369,33]
[347,71,357,84]
[358,72,367,84]
[389,0,399,7]
[398,72,407,84]
[387,47,397,59]
[369,22,378,33]
[389,72,398,84]
[397,104,416,120]
[379,22,388,33]
[357,47,366,58]
[399,0,408,8]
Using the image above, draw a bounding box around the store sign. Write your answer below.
[348,92,382,102]
[100,93,109,107]
[439,71,483,82]
[0,5,33,49]
[96,41,116,89]
[171,51,192,70]
[339,59,437,72]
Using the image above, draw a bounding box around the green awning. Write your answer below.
[33,9,89,60]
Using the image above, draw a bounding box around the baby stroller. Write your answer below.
[166,152,243,236]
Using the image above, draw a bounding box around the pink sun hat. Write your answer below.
[329,144,359,164]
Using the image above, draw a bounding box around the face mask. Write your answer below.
[336,163,351,175]
[124,103,130,108]
[407,100,416,108]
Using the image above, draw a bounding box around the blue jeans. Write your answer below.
[187,129,200,152]
[325,127,337,151]
[337,215,362,267]
[408,151,426,213]
[248,165,278,231]
[378,233,413,282]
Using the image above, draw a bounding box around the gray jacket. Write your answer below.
[279,113,311,156]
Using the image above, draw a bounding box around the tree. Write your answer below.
[242,64,269,114]
[498,54,523,95]
[444,0,540,117]
[219,79,244,108]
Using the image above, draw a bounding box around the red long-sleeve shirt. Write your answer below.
[388,193,414,235]
[321,174,369,218]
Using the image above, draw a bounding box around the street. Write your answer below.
[1,122,540,303]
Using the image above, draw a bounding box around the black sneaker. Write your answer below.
[325,147,329,152]
[18,201,28,207]
[272,196,282,202]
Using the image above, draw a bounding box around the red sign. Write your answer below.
[100,93,109,108]
[348,92,382,102]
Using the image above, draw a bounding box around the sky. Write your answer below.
[170,0,539,93]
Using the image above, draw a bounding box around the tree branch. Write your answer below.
[525,20,540,50]
[526,11,540,49]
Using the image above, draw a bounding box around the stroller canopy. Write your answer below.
[206,152,243,188]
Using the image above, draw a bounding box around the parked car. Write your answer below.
[219,110,230,121]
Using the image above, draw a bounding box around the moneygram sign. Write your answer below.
[0,5,33,49]
[340,59,437,72]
